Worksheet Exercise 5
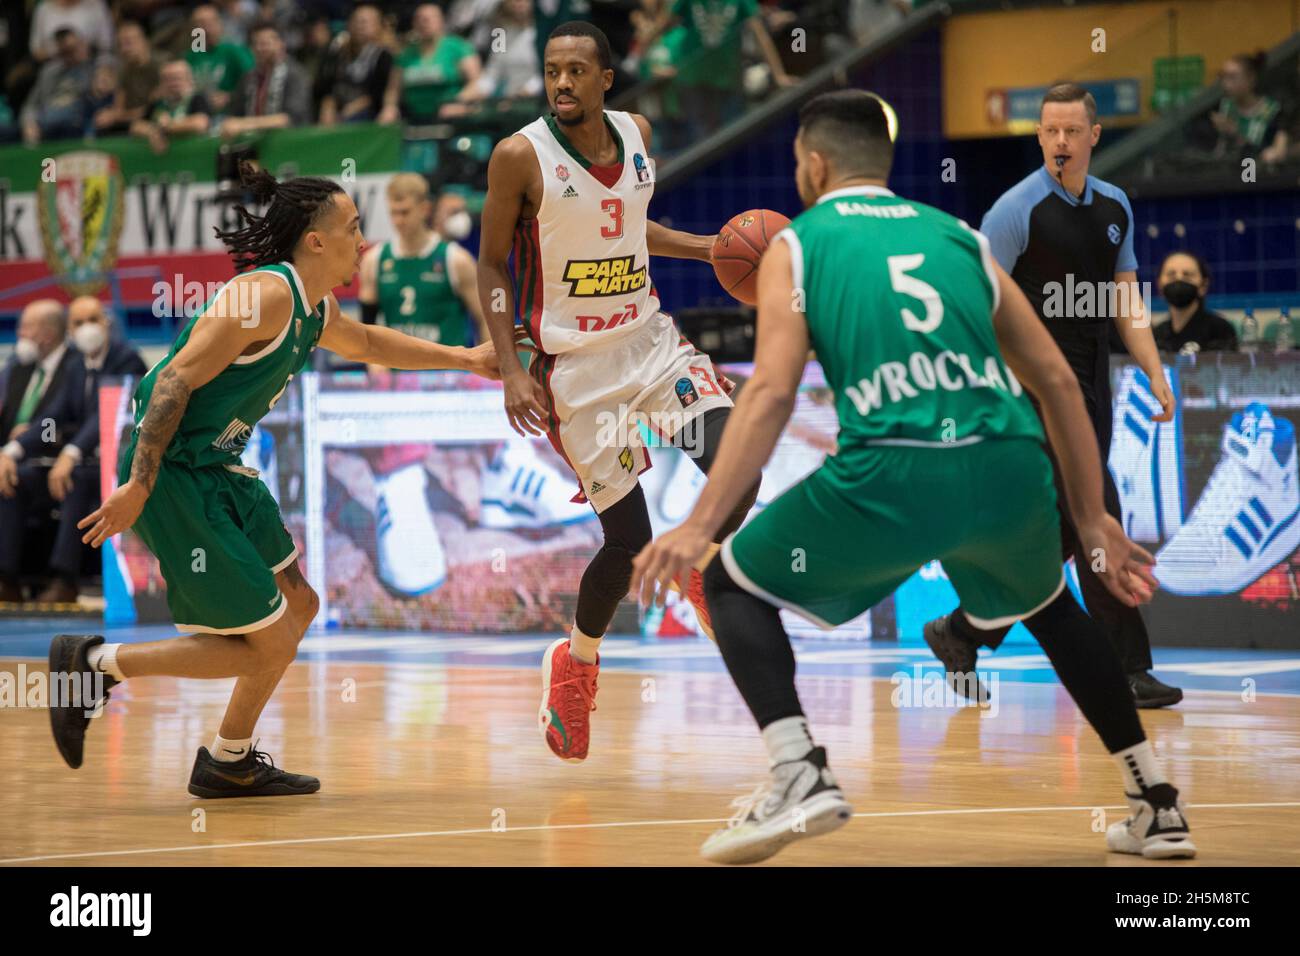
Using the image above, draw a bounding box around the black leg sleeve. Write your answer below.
[1021,590,1146,753]
[703,554,803,729]
[574,484,652,638]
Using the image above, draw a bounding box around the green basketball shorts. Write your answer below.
[721,437,1066,629]
[120,450,297,634]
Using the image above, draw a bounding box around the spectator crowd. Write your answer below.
[0,0,911,150]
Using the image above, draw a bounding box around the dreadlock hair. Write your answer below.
[214,160,345,272]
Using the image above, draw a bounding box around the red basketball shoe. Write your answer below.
[539,638,600,762]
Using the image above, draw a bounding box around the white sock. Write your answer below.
[1113,740,1167,794]
[569,624,601,664]
[212,735,253,763]
[762,716,814,766]
[86,643,125,681]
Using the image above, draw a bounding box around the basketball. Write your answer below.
[711,209,791,305]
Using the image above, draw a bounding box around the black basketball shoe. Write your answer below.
[1129,671,1184,709]
[48,634,118,769]
[188,745,321,798]
[922,614,989,703]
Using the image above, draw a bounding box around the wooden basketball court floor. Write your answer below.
[3,622,1299,866]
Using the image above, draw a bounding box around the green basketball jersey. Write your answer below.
[785,186,1043,462]
[129,262,326,470]
[376,236,469,346]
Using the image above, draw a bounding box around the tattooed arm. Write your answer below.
[78,274,293,546]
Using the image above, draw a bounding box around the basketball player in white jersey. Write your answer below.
[478,21,758,762]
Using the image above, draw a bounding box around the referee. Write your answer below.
[924,83,1183,708]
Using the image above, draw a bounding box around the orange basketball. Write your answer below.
[711,209,791,305]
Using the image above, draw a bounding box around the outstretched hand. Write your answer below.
[1079,515,1159,607]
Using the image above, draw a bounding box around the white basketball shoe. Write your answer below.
[374,462,447,596]
[480,438,595,530]
[1108,364,1182,543]
[1155,403,1299,595]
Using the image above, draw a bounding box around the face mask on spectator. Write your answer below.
[73,321,108,355]
[14,338,41,365]
[442,211,473,240]
[1161,281,1200,309]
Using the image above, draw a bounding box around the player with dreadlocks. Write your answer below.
[48,161,500,797]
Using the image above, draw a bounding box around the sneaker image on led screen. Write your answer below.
[1154,403,1299,595]
[1108,365,1183,543]
[480,438,596,530]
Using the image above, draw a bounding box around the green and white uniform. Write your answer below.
[120,262,328,633]
[722,186,1065,629]
[375,235,470,346]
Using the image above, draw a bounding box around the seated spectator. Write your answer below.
[16,298,147,602]
[130,60,212,153]
[1153,252,1238,353]
[0,300,77,603]
[319,5,394,125]
[19,27,101,145]
[91,21,163,137]
[87,57,120,138]
[29,0,115,63]
[475,0,543,102]
[380,4,483,125]
[1211,52,1284,161]
[186,3,255,114]
[221,23,314,137]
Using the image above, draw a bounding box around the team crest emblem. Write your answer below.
[633,153,651,183]
[36,150,125,296]
[618,447,635,472]
[556,164,570,182]
[675,377,699,407]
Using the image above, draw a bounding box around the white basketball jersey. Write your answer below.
[515,110,660,355]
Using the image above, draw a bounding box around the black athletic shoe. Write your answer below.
[48,634,118,769]
[1129,671,1184,709]
[921,614,988,703]
[188,745,321,798]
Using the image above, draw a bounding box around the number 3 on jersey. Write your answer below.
[600,198,624,239]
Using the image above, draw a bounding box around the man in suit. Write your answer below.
[0,297,146,602]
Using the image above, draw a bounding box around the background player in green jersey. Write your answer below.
[632,91,1195,864]
[358,173,487,348]
[49,161,500,797]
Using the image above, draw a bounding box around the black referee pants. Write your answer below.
[959,371,1155,674]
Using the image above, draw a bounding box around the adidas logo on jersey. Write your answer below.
[562,185,579,198]
[589,480,606,495]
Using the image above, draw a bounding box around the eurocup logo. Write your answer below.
[633,153,651,183]
[1107,223,1122,245]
